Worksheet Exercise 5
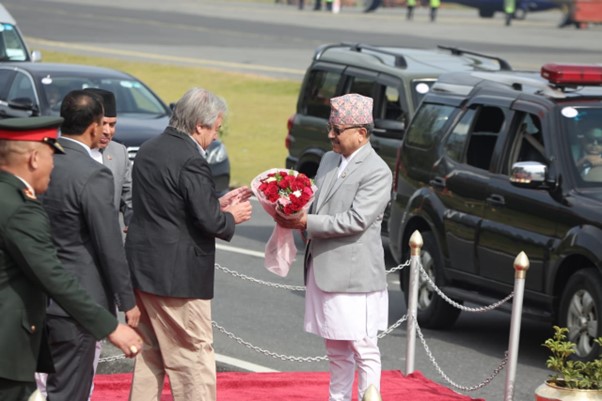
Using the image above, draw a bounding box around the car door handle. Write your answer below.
[373,127,386,135]
[487,194,505,206]
[429,177,446,189]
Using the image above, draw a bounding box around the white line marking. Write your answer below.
[27,37,305,76]
[216,353,278,373]
[216,243,265,258]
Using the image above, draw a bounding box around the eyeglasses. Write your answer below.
[584,136,602,145]
[327,124,364,136]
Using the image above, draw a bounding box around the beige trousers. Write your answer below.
[128,290,215,401]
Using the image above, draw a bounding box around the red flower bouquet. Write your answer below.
[251,169,317,277]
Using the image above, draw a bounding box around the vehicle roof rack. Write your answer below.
[314,43,408,68]
[437,45,512,71]
[472,71,565,98]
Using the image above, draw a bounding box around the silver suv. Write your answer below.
[0,3,41,62]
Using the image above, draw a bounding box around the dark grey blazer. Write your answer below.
[42,137,136,316]
[102,140,133,226]
[125,127,235,299]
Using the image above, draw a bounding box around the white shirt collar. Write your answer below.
[13,175,35,196]
[60,136,94,157]
[338,143,366,178]
[187,134,207,158]
[90,148,104,164]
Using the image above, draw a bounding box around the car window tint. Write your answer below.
[0,69,15,98]
[0,24,28,61]
[303,69,341,119]
[405,104,455,149]
[508,114,545,168]
[466,106,506,170]
[444,109,475,163]
[562,106,602,185]
[348,76,375,99]
[377,85,405,123]
[7,71,35,103]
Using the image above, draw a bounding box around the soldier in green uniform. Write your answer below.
[0,117,142,401]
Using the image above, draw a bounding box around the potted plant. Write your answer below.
[535,325,602,400]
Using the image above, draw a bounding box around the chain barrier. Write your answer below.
[98,262,408,364]
[215,261,408,293]
[98,258,511,396]
[412,314,509,391]
[216,263,306,291]
[98,353,125,363]
[418,265,514,312]
[98,314,410,365]
[212,321,328,362]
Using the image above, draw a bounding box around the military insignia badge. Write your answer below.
[23,188,37,200]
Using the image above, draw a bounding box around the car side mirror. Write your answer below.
[8,98,39,114]
[510,161,548,188]
[30,50,42,62]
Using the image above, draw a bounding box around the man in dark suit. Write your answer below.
[126,88,252,401]
[83,88,134,398]
[41,90,140,401]
[0,117,142,401]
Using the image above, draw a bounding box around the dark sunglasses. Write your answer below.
[327,124,364,136]
[584,136,602,145]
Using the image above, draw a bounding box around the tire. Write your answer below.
[478,8,495,18]
[400,231,461,329]
[558,268,602,362]
[514,7,527,20]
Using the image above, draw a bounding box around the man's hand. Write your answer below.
[581,154,602,168]
[125,305,141,328]
[274,210,307,230]
[224,200,252,224]
[220,186,253,209]
[107,323,143,358]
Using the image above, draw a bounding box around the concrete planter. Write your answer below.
[535,381,602,401]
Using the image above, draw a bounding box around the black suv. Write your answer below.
[285,43,511,180]
[389,63,602,360]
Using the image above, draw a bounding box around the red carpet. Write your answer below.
[91,370,484,401]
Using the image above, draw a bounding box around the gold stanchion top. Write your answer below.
[513,251,530,279]
[409,230,423,257]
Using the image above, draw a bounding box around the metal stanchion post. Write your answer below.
[503,251,530,401]
[405,230,423,374]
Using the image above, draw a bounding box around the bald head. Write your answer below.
[0,139,56,194]
[0,139,38,166]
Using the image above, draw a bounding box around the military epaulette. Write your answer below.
[19,187,37,201]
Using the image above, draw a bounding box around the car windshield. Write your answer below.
[0,23,29,61]
[561,105,602,186]
[41,76,168,117]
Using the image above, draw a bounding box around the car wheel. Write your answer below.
[478,8,495,18]
[558,268,602,361]
[514,7,527,20]
[401,231,461,329]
